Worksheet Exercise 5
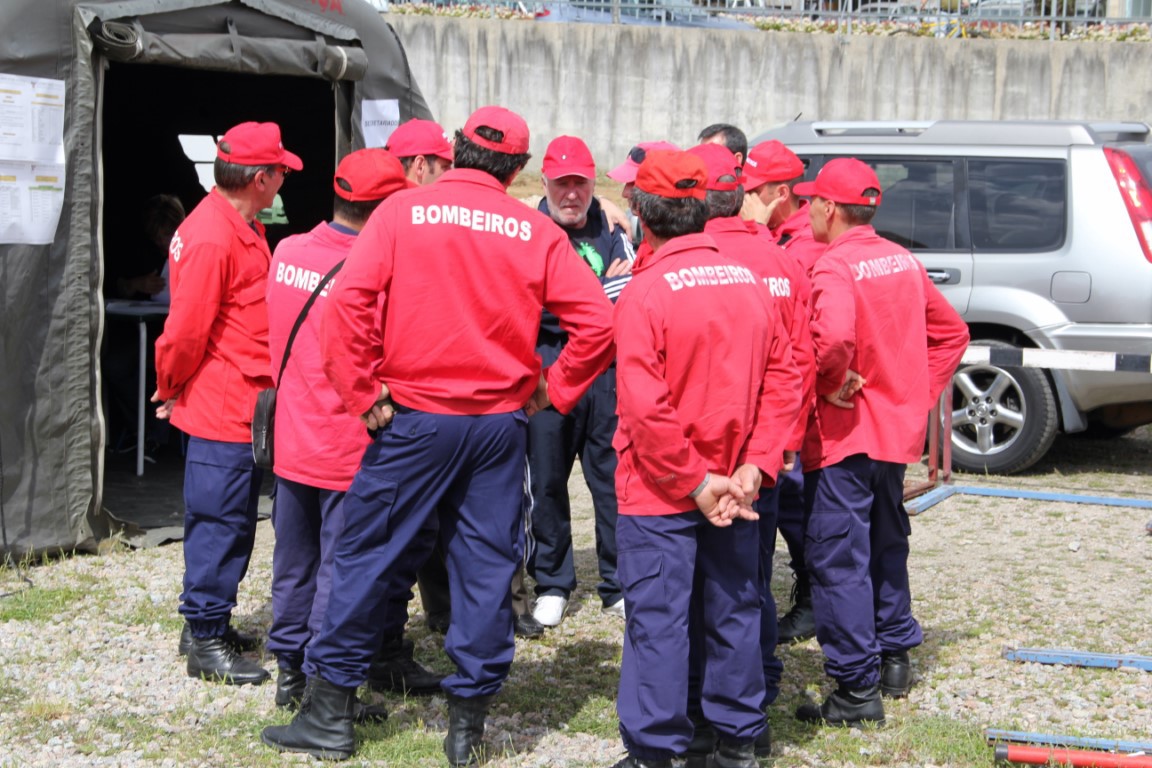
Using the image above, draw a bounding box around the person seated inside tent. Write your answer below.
[102,194,185,457]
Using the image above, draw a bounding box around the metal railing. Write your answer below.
[383,0,1152,40]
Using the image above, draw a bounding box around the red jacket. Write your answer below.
[773,202,826,275]
[613,233,803,516]
[267,223,367,491]
[321,169,615,418]
[705,217,815,452]
[802,226,969,469]
[155,189,273,442]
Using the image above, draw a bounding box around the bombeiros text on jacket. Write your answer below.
[411,204,533,241]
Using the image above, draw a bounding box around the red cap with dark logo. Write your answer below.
[742,140,805,190]
[687,143,743,192]
[542,135,595,179]
[333,148,413,202]
[635,150,708,201]
[216,122,303,170]
[462,106,530,154]
[793,158,882,206]
[386,119,454,162]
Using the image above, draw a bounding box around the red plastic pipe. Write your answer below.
[996,744,1152,767]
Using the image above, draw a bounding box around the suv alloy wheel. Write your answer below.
[948,339,1059,474]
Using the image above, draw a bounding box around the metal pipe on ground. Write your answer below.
[986,730,1152,755]
[995,744,1152,767]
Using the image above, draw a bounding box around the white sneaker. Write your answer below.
[602,600,626,620]
[532,595,569,627]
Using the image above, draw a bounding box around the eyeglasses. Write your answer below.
[628,145,647,165]
[276,166,293,177]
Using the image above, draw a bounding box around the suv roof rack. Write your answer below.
[758,120,1152,147]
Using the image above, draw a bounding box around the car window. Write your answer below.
[858,158,958,251]
[968,159,1066,251]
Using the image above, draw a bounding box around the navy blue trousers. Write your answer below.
[180,437,263,637]
[268,478,433,669]
[527,368,621,606]
[617,512,765,761]
[753,489,783,706]
[267,479,345,669]
[773,459,807,576]
[304,409,527,697]
[688,487,781,717]
[803,454,923,689]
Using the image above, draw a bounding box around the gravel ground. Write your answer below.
[1,428,1150,767]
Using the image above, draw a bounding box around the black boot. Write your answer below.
[426,611,451,634]
[712,740,757,768]
[275,667,307,708]
[795,683,885,728]
[367,634,445,695]
[608,757,676,768]
[777,573,815,644]
[186,636,270,685]
[515,612,545,639]
[261,677,357,760]
[685,714,715,768]
[443,693,492,767]
[880,651,912,698]
[178,622,260,656]
[754,718,772,757]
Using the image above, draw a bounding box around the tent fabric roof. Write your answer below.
[0,0,430,556]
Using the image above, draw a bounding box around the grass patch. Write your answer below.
[123,599,183,630]
[0,585,88,622]
[896,717,989,765]
[356,726,445,766]
[769,711,990,767]
[565,695,619,739]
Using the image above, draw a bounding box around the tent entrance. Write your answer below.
[99,62,335,543]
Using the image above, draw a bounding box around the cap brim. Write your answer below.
[741,171,775,190]
[282,149,304,171]
[607,161,637,183]
[544,167,595,180]
[792,180,817,197]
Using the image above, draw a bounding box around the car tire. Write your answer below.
[946,339,1059,475]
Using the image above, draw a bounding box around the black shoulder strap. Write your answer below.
[275,259,345,386]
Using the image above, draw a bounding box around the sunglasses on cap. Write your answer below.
[628,145,647,165]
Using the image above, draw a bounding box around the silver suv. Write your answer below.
[752,120,1152,474]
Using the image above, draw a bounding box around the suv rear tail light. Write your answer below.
[1104,147,1152,264]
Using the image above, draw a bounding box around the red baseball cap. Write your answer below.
[742,140,805,190]
[687,143,743,192]
[386,119,454,162]
[607,140,680,184]
[793,158,882,206]
[216,122,303,170]
[462,106,530,154]
[635,150,708,201]
[542,135,595,179]
[333,148,413,202]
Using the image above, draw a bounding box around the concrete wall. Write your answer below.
[387,15,1152,168]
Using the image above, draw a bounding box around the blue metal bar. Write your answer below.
[985,729,1152,754]
[905,484,958,515]
[952,486,1152,509]
[1002,648,1152,672]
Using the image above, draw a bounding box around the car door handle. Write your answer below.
[926,268,960,285]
